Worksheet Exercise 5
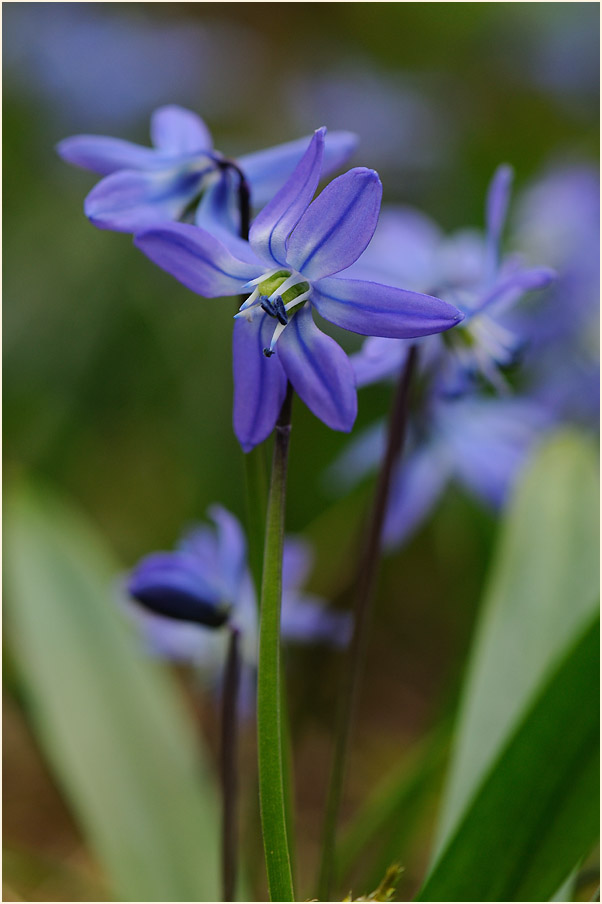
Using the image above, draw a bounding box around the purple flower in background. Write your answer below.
[508,164,600,426]
[57,104,357,233]
[329,395,551,549]
[135,128,463,449]
[348,165,554,395]
[127,506,351,702]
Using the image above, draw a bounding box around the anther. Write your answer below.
[263,348,275,357]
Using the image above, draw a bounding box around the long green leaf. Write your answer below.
[5,484,221,901]
[434,431,599,852]
[417,615,599,901]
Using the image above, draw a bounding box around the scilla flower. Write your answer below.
[127,506,351,705]
[135,128,463,450]
[329,394,551,549]
[347,165,555,395]
[57,104,357,233]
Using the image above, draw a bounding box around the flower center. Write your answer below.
[236,269,311,356]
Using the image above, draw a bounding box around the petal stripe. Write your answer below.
[267,152,322,264]
[315,283,448,321]
[285,312,334,404]
[140,232,247,286]
[294,180,373,273]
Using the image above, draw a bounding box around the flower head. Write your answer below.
[57,104,357,233]
[348,165,555,395]
[134,128,463,449]
[127,506,352,690]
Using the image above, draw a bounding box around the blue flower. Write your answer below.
[329,394,552,549]
[126,506,351,706]
[134,128,463,449]
[57,104,358,233]
[347,165,555,395]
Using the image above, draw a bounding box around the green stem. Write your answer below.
[244,445,269,598]
[257,384,295,902]
[317,346,419,901]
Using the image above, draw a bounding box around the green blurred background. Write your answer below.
[3,3,599,900]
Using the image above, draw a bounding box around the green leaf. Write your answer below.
[5,483,221,901]
[416,615,600,902]
[434,431,599,851]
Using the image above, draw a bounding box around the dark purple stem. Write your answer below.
[317,344,419,900]
[221,627,241,902]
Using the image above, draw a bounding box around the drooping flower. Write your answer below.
[126,506,351,706]
[134,128,463,450]
[57,104,358,233]
[347,165,555,395]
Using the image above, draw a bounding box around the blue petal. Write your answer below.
[312,276,464,338]
[249,128,325,267]
[445,398,549,507]
[150,105,213,154]
[128,551,230,627]
[287,168,382,280]
[282,592,352,648]
[195,171,239,236]
[383,445,451,549]
[477,266,556,314]
[276,305,357,432]
[233,315,288,451]
[282,537,314,592]
[351,336,410,387]
[125,603,221,665]
[343,205,442,291]
[485,164,513,280]
[56,135,162,175]
[238,130,357,207]
[324,421,387,493]
[208,505,248,603]
[135,221,262,297]
[84,165,213,232]
[178,525,221,585]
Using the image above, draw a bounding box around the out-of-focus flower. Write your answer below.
[347,165,554,395]
[330,395,551,549]
[127,506,351,700]
[57,105,357,233]
[134,129,463,449]
[509,164,600,426]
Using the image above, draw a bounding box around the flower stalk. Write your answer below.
[221,627,242,902]
[317,345,419,901]
[257,383,295,902]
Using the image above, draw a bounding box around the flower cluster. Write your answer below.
[58,105,597,675]
[59,110,463,451]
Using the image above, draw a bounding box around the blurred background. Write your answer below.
[3,3,599,901]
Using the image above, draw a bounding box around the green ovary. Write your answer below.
[258,271,310,305]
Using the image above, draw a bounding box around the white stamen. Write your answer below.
[242,269,282,291]
[268,273,302,300]
[268,320,288,352]
[238,287,260,311]
[284,290,311,311]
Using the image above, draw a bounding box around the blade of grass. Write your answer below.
[6,482,221,901]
